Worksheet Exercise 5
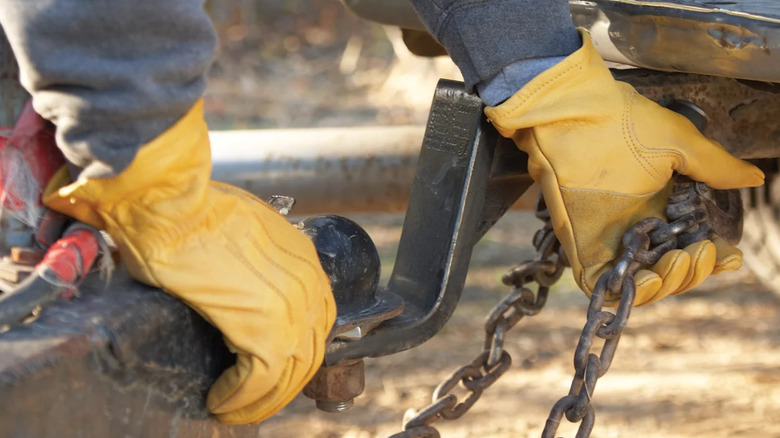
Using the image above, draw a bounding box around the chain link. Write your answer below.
[390,177,721,438]
[542,178,714,437]
[389,198,567,438]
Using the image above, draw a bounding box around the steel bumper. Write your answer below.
[341,0,780,83]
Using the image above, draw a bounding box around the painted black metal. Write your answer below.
[324,79,532,365]
[301,215,383,313]
[300,214,403,337]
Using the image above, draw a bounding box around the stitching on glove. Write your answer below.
[217,354,298,424]
[247,233,308,311]
[214,181,324,278]
[530,132,587,293]
[659,250,682,279]
[686,241,712,287]
[714,254,741,273]
[487,61,583,119]
[103,216,167,290]
[224,238,295,324]
[251,209,322,277]
[579,269,593,294]
[625,91,688,173]
[635,273,656,288]
[673,242,709,295]
[622,91,663,182]
[634,273,659,305]
[254,355,299,421]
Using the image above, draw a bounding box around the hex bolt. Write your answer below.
[303,359,365,413]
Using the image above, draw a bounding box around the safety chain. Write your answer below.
[390,177,714,438]
[542,177,711,437]
[389,199,569,438]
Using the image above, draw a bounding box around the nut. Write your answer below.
[303,359,365,413]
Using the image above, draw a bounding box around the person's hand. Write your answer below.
[484,31,764,306]
[45,100,336,424]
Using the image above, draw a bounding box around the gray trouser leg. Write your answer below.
[0,0,217,177]
[410,0,580,90]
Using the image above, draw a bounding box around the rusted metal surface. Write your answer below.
[266,194,296,216]
[303,359,366,413]
[571,0,780,83]
[702,187,744,245]
[341,0,780,83]
[0,268,268,438]
[616,70,780,159]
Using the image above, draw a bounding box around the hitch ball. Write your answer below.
[299,214,402,338]
[298,214,381,313]
[299,215,403,412]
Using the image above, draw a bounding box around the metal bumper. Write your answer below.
[571,0,780,83]
[341,0,780,83]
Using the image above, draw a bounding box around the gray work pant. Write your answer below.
[0,0,217,177]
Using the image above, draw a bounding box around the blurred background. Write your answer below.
[204,0,459,129]
[205,1,780,437]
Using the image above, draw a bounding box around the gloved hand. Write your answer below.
[484,31,765,306]
[44,100,336,424]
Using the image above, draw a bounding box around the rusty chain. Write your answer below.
[391,177,718,438]
[389,199,569,438]
[542,177,713,437]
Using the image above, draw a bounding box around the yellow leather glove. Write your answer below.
[484,31,765,306]
[44,100,336,424]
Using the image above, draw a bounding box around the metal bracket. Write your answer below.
[325,79,532,365]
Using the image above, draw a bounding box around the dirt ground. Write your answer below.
[251,212,780,438]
